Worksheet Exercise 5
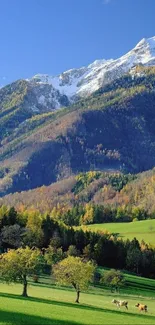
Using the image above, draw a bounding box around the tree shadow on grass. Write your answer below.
[0,292,155,322]
[0,310,80,325]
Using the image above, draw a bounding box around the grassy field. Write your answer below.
[87,219,155,245]
[0,273,155,324]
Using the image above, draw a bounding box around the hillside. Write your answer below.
[1,166,155,219]
[0,79,69,143]
[1,66,155,196]
[2,166,155,228]
[87,219,155,246]
[0,172,134,212]
[1,271,155,325]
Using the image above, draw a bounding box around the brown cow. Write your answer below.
[135,303,147,312]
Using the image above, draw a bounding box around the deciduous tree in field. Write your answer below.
[53,256,95,303]
[0,247,43,297]
[101,269,125,292]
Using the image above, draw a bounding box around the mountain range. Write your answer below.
[1,36,155,198]
[28,36,155,107]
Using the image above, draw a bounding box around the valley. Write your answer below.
[1,32,155,325]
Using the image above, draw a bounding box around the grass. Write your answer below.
[0,272,155,324]
[87,219,155,245]
[97,268,155,297]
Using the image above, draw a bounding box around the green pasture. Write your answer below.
[0,272,155,325]
[87,219,155,245]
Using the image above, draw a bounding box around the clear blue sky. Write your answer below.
[0,0,155,86]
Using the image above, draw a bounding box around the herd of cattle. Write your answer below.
[112,299,148,312]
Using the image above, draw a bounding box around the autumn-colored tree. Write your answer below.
[80,204,94,225]
[0,247,43,297]
[53,256,95,303]
[25,210,44,247]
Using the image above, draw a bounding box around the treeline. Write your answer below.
[2,168,155,221]
[52,203,151,226]
[0,171,135,208]
[0,171,138,220]
[0,205,155,279]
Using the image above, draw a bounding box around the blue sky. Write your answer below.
[0,0,154,86]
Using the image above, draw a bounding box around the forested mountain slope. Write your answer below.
[1,66,155,196]
[1,167,155,223]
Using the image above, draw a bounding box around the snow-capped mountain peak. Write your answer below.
[135,36,155,50]
[128,36,155,64]
[27,36,155,111]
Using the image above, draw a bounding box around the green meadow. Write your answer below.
[0,272,155,325]
[87,219,155,245]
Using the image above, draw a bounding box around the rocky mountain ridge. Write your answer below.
[27,36,155,107]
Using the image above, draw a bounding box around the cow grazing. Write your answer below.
[135,303,147,312]
[112,299,128,309]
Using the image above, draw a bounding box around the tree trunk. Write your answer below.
[75,290,80,303]
[22,275,28,297]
